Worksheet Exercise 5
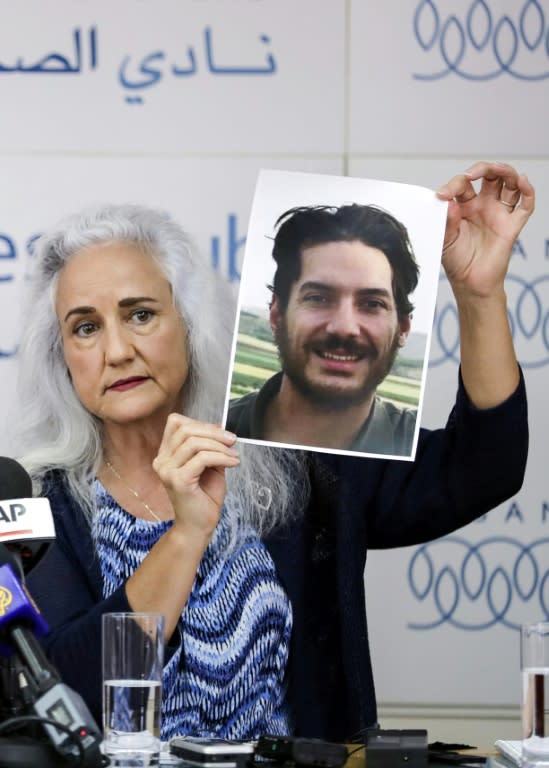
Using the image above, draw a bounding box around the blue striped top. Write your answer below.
[93,481,292,740]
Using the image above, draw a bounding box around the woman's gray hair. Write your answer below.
[12,203,308,541]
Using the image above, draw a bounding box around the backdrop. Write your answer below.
[0,0,547,719]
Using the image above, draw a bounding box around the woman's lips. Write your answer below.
[108,376,148,392]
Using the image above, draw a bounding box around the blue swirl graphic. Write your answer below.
[429,272,549,368]
[408,535,549,631]
[414,0,549,80]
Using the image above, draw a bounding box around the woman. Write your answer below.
[17,205,306,740]
[18,161,533,742]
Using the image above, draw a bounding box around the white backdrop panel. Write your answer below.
[350,156,548,707]
[0,0,344,153]
[0,0,547,717]
[350,0,549,155]
[0,154,342,455]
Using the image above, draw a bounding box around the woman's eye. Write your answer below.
[74,322,97,337]
[132,308,154,323]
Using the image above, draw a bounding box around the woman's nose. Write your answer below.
[103,324,134,364]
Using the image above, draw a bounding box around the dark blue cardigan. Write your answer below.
[28,373,528,741]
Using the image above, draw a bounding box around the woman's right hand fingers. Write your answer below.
[152,414,239,536]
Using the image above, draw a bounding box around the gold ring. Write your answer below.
[499,199,515,208]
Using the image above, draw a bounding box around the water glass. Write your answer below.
[102,612,165,767]
[521,622,549,768]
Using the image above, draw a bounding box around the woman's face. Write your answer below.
[55,241,189,430]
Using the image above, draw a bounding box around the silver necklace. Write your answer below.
[104,459,164,523]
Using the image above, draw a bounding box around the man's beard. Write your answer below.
[274,321,401,412]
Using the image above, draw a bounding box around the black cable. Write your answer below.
[346,744,366,757]
[347,724,377,743]
[0,714,85,766]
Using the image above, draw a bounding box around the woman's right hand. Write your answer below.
[125,416,238,632]
[152,414,239,543]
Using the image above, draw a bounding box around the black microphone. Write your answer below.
[0,458,32,500]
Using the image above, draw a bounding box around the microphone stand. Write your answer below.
[0,617,104,767]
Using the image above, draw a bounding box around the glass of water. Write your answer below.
[102,612,165,767]
[521,622,549,768]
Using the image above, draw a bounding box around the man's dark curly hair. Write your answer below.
[270,203,419,320]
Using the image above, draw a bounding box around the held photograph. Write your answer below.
[222,169,447,460]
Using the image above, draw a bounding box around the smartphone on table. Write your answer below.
[170,737,256,767]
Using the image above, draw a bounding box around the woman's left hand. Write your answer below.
[436,160,535,300]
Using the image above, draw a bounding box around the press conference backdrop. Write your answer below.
[0,0,547,741]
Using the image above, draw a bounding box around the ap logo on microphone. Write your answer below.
[0,502,27,523]
[0,498,55,542]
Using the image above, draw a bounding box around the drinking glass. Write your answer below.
[521,622,549,768]
[102,612,165,767]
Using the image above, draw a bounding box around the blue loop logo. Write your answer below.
[414,0,549,80]
[407,535,549,631]
[429,272,549,368]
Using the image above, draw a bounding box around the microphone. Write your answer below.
[0,457,55,577]
[0,547,49,658]
[0,457,32,500]
[0,461,103,766]
[0,546,103,766]
[0,457,53,662]
[0,456,57,721]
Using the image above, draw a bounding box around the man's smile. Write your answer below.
[310,337,375,367]
[319,351,362,362]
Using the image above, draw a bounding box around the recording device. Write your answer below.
[255,736,348,768]
[0,457,103,767]
[170,737,256,766]
[365,728,428,768]
[170,735,349,768]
